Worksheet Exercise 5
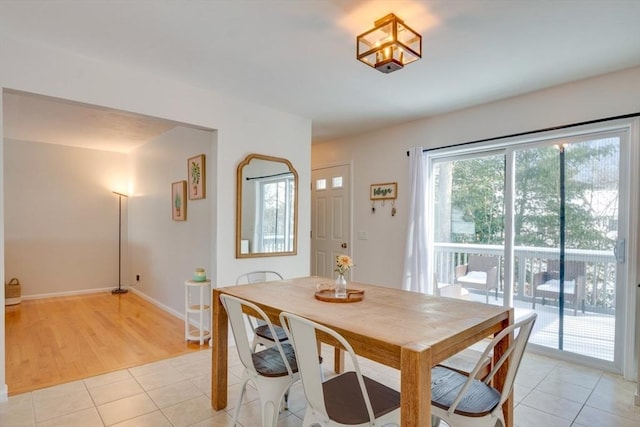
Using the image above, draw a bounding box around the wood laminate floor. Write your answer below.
[4,291,205,396]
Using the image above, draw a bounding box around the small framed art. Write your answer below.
[172,181,187,221]
[188,154,206,200]
[370,182,397,200]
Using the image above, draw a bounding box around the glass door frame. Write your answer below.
[425,117,638,378]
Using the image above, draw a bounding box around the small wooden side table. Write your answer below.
[184,279,212,345]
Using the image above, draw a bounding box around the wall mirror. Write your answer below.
[236,153,298,258]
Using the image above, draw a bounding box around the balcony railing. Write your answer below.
[434,243,617,312]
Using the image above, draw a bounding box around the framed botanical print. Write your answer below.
[188,154,206,200]
[172,181,187,221]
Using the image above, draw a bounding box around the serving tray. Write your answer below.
[314,288,365,303]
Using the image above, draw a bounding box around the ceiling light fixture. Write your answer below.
[356,13,422,74]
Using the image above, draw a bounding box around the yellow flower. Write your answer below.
[335,255,354,275]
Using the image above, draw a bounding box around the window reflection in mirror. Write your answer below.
[236,154,298,258]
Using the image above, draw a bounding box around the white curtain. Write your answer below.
[402,147,431,293]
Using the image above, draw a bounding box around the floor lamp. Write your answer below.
[112,191,129,294]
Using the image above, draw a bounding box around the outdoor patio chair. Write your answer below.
[220,294,299,427]
[532,260,586,315]
[280,311,401,427]
[434,273,471,300]
[430,312,537,427]
[454,255,499,303]
[236,271,289,350]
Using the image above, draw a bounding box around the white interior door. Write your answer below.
[311,164,350,278]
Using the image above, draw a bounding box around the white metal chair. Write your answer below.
[433,274,491,380]
[220,294,299,427]
[433,273,470,300]
[430,312,537,427]
[280,311,400,427]
[438,346,492,382]
[236,271,289,350]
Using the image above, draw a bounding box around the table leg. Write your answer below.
[199,285,204,345]
[184,285,189,341]
[211,289,228,410]
[494,309,515,427]
[400,344,431,427]
[333,347,345,374]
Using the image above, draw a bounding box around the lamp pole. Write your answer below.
[112,191,129,294]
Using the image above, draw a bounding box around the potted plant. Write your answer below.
[174,192,182,216]
[190,160,201,195]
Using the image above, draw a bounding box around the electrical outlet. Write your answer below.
[136,274,140,281]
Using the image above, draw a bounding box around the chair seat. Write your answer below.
[537,279,576,295]
[457,271,488,286]
[438,348,491,380]
[431,366,500,417]
[437,283,470,300]
[322,371,400,425]
[252,343,299,377]
[254,324,289,342]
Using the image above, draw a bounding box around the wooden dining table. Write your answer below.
[211,276,514,427]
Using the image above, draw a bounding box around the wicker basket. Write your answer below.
[5,277,22,306]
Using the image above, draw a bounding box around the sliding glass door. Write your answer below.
[429,129,628,367]
[431,152,506,303]
[513,134,622,362]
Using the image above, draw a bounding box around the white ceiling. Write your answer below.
[2,0,640,152]
[2,91,180,152]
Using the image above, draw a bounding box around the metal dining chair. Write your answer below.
[235,271,289,350]
[220,294,299,427]
[430,312,537,427]
[280,311,401,427]
[433,274,492,380]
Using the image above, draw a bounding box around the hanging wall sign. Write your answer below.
[370,182,397,200]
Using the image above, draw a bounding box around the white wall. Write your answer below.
[313,66,640,288]
[214,113,311,285]
[0,34,311,398]
[0,87,6,400]
[312,66,640,381]
[4,139,128,296]
[129,126,214,316]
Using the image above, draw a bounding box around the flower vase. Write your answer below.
[335,274,347,298]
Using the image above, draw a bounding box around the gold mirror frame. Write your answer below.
[236,153,298,258]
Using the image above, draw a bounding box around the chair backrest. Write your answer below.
[467,255,498,273]
[433,273,440,296]
[447,312,537,416]
[545,260,586,280]
[279,312,378,424]
[220,294,294,377]
[236,270,284,285]
[235,271,284,331]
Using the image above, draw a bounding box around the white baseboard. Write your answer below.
[21,287,115,300]
[0,383,8,402]
[17,287,222,344]
[128,288,183,320]
[19,287,183,321]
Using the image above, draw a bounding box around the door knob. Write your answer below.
[341,243,347,248]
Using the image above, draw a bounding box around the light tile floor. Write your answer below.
[1,345,638,426]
